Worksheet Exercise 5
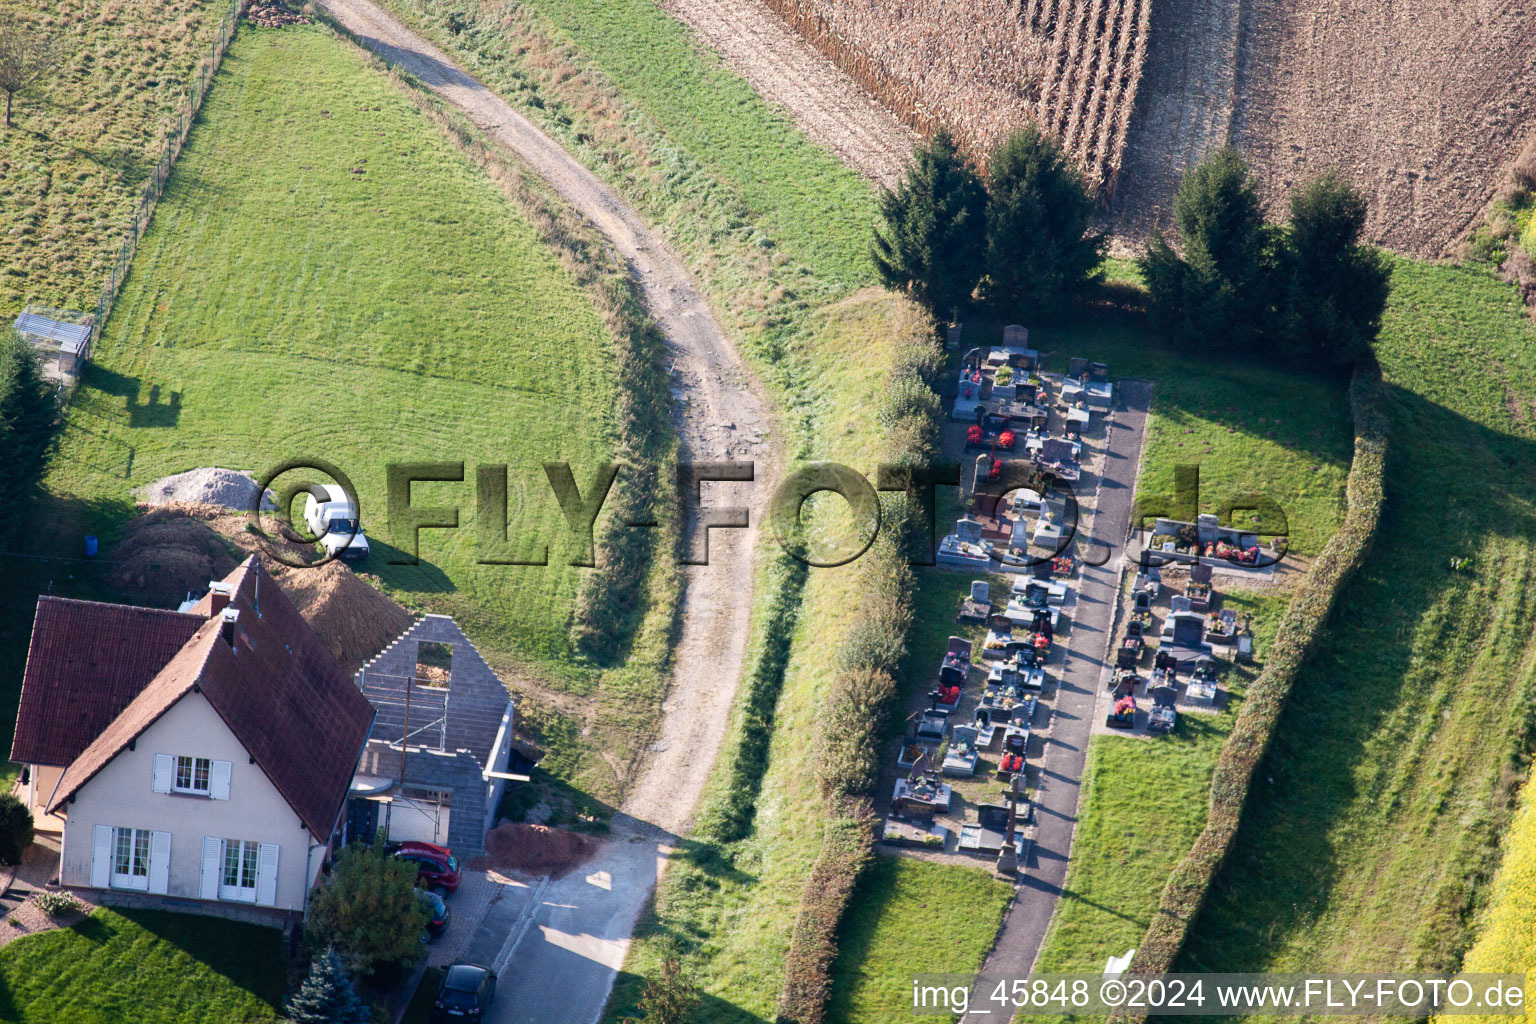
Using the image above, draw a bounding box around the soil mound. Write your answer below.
[105,504,414,676]
[471,824,599,879]
[104,503,243,607]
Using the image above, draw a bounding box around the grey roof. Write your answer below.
[15,309,92,350]
[356,615,513,769]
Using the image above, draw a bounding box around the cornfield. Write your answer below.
[759,0,1151,196]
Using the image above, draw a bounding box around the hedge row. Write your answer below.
[775,326,945,1024]
[1112,359,1389,1010]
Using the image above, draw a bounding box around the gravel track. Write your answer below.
[313,2,774,1019]
[660,0,915,189]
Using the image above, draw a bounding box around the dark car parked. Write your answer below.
[419,888,450,940]
[387,840,461,894]
[433,963,497,1021]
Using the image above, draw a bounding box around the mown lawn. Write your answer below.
[7,22,673,801]
[826,857,1013,1023]
[0,0,232,320]
[1179,258,1536,985]
[0,909,284,1023]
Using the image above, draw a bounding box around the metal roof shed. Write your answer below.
[14,306,93,373]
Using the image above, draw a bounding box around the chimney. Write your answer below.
[208,581,234,615]
[220,608,240,649]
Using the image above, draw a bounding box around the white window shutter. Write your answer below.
[255,843,279,907]
[91,825,112,888]
[152,754,173,794]
[148,831,171,894]
[200,837,222,900]
[210,760,232,801]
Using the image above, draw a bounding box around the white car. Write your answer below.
[302,484,370,560]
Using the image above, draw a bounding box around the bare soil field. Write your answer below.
[659,0,915,189]
[755,0,1151,191]
[1115,0,1536,254]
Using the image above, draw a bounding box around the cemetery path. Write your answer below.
[316,1,775,1021]
[960,382,1151,1020]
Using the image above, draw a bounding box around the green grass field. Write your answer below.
[0,0,232,320]
[0,909,284,1022]
[827,857,1013,1022]
[1179,258,1536,985]
[4,22,674,802]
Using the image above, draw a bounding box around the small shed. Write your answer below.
[14,306,93,375]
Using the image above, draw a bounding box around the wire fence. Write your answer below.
[85,0,249,369]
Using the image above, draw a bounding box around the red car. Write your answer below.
[387,840,461,894]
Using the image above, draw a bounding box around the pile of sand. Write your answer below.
[472,824,598,879]
[105,504,414,677]
[134,468,275,512]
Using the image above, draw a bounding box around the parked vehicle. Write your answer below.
[302,484,370,560]
[419,888,451,941]
[432,963,497,1021]
[387,840,461,894]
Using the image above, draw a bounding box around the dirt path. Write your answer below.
[1106,0,1241,242]
[314,1,773,1019]
[658,0,914,189]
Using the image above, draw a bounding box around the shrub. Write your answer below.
[877,375,941,434]
[0,793,34,865]
[620,956,699,1024]
[284,946,371,1024]
[30,890,77,917]
[981,125,1105,318]
[814,667,897,801]
[305,841,429,978]
[872,130,987,317]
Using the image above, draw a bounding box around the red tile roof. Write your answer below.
[10,599,206,767]
[41,558,376,839]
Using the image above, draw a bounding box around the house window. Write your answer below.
[221,839,259,902]
[174,756,211,795]
[112,828,151,891]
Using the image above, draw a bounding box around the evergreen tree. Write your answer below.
[0,332,55,541]
[872,129,987,317]
[1141,147,1279,349]
[284,947,371,1024]
[981,125,1105,318]
[1281,171,1391,364]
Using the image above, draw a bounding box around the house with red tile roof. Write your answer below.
[9,556,375,921]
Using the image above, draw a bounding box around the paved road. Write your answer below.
[311,2,776,1021]
[961,383,1151,1020]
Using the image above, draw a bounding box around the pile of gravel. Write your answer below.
[134,468,276,512]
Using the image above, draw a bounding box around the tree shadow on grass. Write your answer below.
[1176,382,1536,973]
